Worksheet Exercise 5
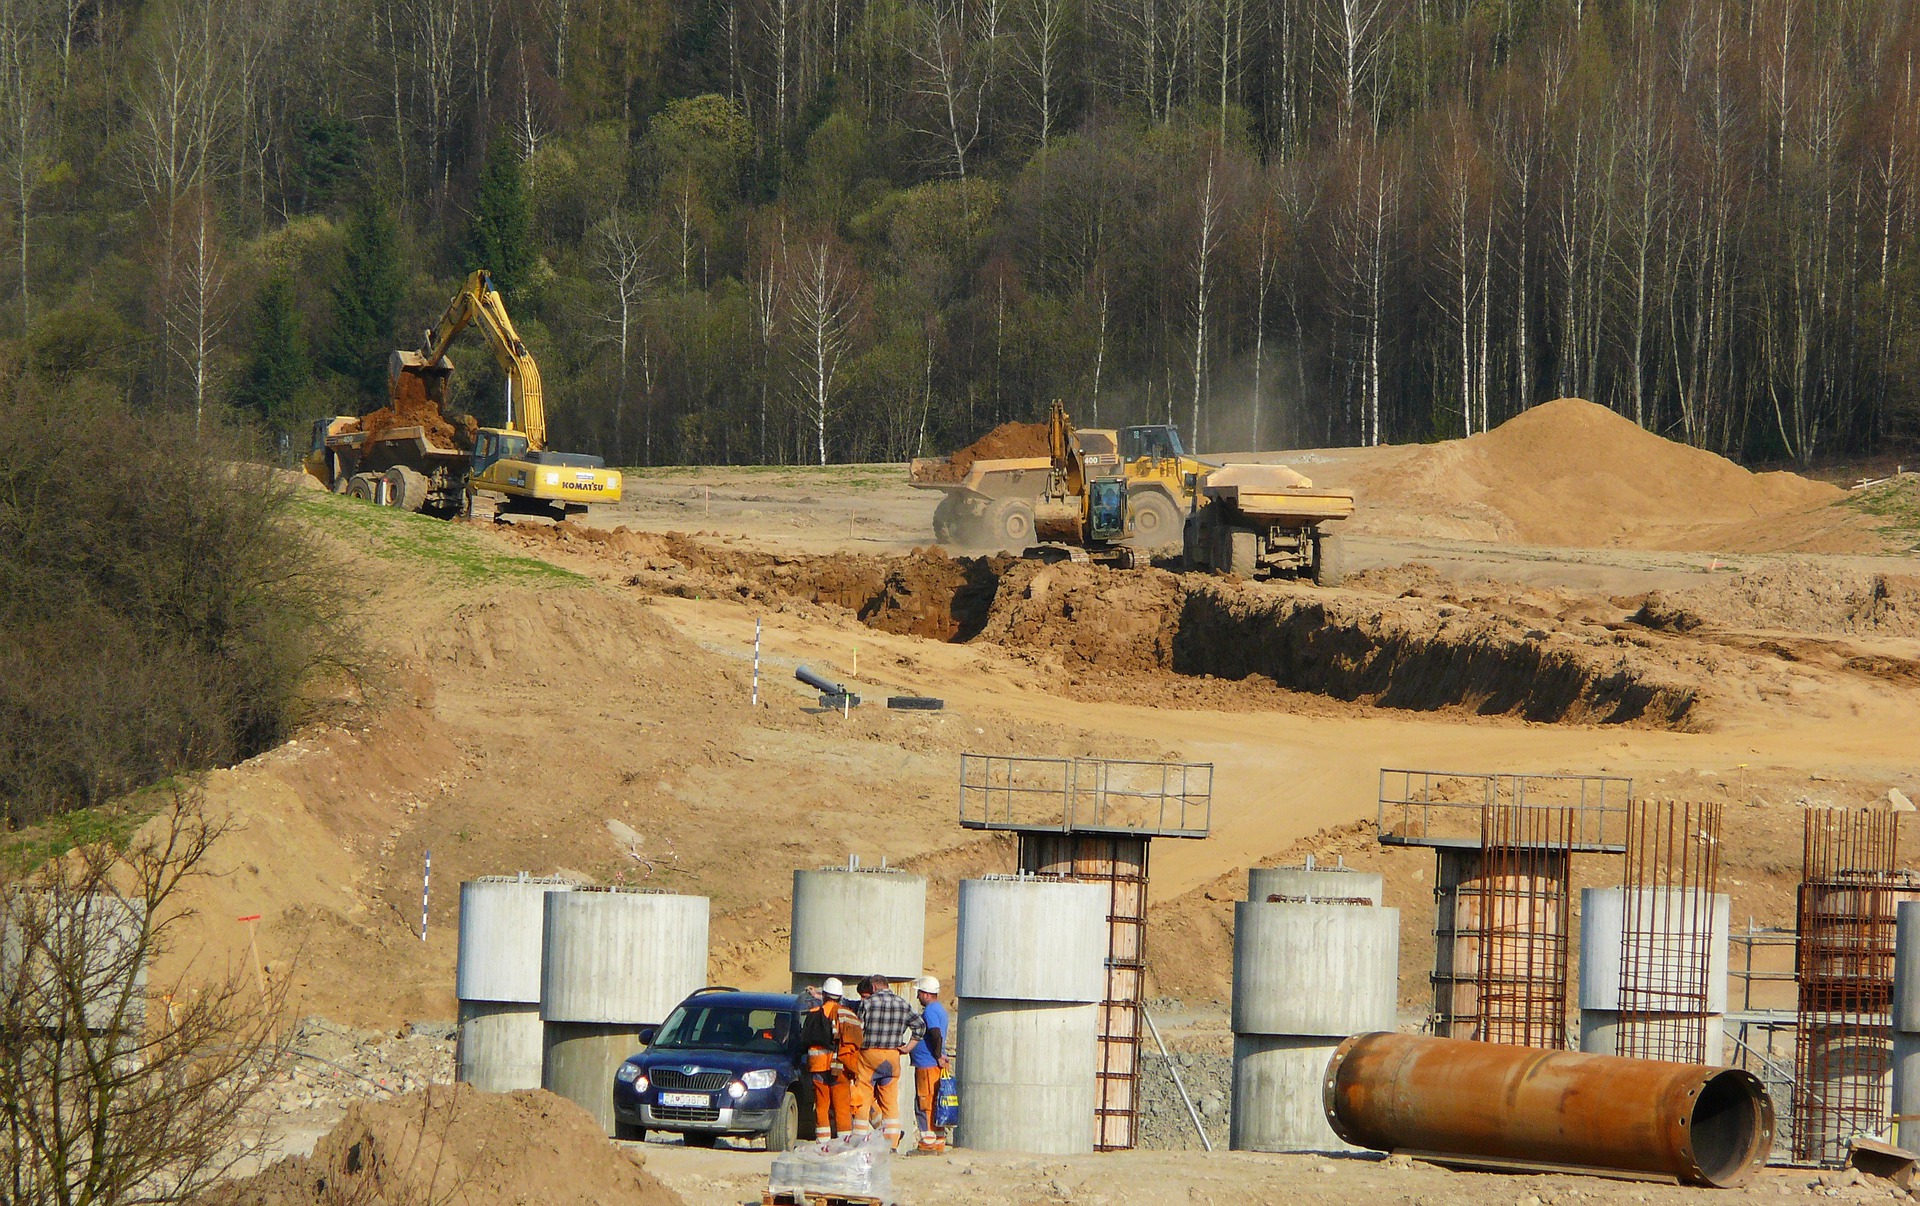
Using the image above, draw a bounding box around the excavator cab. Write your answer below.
[1087,476,1129,542]
[472,430,530,475]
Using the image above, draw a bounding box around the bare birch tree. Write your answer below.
[783,231,863,465]
[592,210,659,464]
[0,0,50,332]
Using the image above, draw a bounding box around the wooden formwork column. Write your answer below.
[1017,833,1149,1152]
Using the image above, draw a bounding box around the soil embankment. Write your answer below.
[204,1085,680,1206]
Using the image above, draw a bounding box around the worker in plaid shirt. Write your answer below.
[852,974,925,1146]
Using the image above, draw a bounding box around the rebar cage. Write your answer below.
[1617,799,1724,1064]
[1473,801,1576,1048]
[1793,808,1902,1166]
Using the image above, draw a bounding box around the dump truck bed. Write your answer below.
[1200,463,1354,525]
[325,424,469,463]
[907,455,1055,496]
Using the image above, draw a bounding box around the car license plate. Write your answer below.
[659,1092,709,1108]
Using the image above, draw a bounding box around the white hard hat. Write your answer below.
[915,976,940,995]
[821,976,845,999]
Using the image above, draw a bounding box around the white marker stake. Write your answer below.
[420,850,431,941]
[752,619,762,707]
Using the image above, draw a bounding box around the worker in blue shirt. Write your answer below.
[909,975,949,1153]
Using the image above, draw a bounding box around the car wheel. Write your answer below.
[614,1121,647,1142]
[765,1091,800,1151]
[682,1132,719,1148]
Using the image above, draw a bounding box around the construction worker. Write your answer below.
[799,981,853,1140]
[852,974,925,1147]
[834,978,867,1134]
[908,975,949,1153]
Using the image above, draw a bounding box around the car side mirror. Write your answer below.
[637,1025,658,1046]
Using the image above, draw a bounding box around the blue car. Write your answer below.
[613,988,807,1148]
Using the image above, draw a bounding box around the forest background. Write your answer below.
[6,0,1920,466]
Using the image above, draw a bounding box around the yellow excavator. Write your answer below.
[306,270,621,519]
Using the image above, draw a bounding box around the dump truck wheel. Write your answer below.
[384,465,430,512]
[329,458,352,493]
[347,473,379,502]
[986,498,1036,549]
[1312,531,1347,587]
[931,494,964,543]
[1128,490,1182,550]
[1227,528,1259,577]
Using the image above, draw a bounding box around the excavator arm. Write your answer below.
[419,270,547,450]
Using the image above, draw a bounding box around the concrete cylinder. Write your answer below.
[1578,888,1730,1065]
[540,888,709,1135]
[1229,898,1399,1152]
[454,876,574,1092]
[1894,902,1920,1151]
[1248,865,1384,906]
[789,868,927,991]
[954,877,1107,1154]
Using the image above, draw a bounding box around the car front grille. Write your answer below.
[651,1069,731,1092]
[651,1105,722,1124]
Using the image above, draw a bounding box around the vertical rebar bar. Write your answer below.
[1476,801,1575,1048]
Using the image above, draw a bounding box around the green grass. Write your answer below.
[1,789,170,872]
[1840,476,1920,551]
[293,492,588,585]
[618,463,909,492]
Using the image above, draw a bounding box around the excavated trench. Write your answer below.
[686,543,1700,728]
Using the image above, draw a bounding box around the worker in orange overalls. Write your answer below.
[834,978,868,1134]
[801,978,858,1139]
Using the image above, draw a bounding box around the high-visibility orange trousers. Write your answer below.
[853,1048,903,1140]
[915,1066,944,1150]
[811,1069,852,1137]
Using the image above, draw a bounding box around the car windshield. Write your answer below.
[650,1004,793,1055]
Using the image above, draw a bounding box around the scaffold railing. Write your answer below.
[1377,768,1633,852]
[959,754,1212,838]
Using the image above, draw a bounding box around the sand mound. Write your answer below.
[1351,399,1844,548]
[202,1085,680,1206]
[349,372,475,452]
[922,420,1050,481]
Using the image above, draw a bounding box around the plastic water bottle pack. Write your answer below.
[767,1129,895,1202]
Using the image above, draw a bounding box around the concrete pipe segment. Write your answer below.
[1578,887,1731,1064]
[453,875,575,1093]
[1323,1032,1775,1188]
[954,876,1108,1155]
[1230,892,1397,1152]
[1895,901,1920,1152]
[540,888,709,1136]
[789,867,927,991]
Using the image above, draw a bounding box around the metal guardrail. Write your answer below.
[958,754,1213,838]
[1376,768,1633,852]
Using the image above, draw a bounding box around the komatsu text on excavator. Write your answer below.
[305,270,622,519]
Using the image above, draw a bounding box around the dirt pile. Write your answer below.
[1349,398,1845,548]
[920,420,1050,481]
[204,1084,680,1206]
[349,371,474,451]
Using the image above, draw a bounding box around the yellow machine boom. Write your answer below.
[420,270,549,450]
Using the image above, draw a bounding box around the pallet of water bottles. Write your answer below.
[766,1130,894,1206]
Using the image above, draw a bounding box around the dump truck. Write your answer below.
[907,402,1206,551]
[1182,462,1354,585]
[306,270,621,519]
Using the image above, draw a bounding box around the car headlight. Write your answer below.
[616,1064,645,1089]
[726,1080,746,1099]
[741,1069,778,1091]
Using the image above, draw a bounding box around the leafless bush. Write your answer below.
[0,792,289,1206]
[0,381,343,827]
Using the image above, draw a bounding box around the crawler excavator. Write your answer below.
[306,270,621,519]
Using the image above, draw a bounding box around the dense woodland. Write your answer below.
[5,0,1920,463]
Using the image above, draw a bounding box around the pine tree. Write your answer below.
[326,196,403,407]
[467,138,531,295]
[236,269,310,431]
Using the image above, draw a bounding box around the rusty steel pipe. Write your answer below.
[1323,1032,1774,1188]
